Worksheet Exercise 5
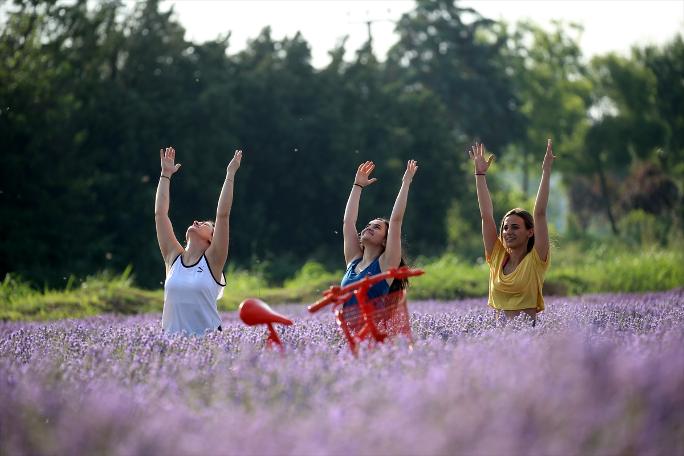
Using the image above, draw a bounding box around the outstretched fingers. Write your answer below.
[160,146,181,176]
[355,160,378,187]
[468,142,483,161]
[404,159,418,180]
[546,139,556,158]
[468,141,494,174]
[358,161,374,176]
[542,138,556,171]
[227,149,242,175]
[361,161,375,174]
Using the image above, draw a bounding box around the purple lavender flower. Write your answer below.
[1,290,682,455]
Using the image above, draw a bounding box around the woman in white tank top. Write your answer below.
[154,146,242,336]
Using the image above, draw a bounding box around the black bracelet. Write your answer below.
[160,175,171,180]
[353,183,364,189]
[474,173,486,176]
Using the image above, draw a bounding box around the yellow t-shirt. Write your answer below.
[486,238,549,312]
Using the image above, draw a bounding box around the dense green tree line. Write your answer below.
[1,0,681,288]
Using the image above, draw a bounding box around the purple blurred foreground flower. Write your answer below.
[1,290,683,455]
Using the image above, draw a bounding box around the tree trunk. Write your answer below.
[522,146,529,197]
[596,154,619,235]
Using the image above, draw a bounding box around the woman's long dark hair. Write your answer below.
[379,218,409,292]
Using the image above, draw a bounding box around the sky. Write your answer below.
[158,0,684,67]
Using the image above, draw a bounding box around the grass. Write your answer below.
[0,267,163,321]
[2,243,683,321]
[410,254,489,299]
[545,245,684,295]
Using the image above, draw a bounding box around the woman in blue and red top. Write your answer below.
[341,160,418,306]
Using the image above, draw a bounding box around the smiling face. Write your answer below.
[360,218,388,248]
[186,220,214,244]
[500,210,535,252]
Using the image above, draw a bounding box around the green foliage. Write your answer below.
[4,242,682,321]
[546,243,684,295]
[410,254,489,299]
[505,20,592,196]
[219,261,340,310]
[283,261,339,293]
[0,268,163,321]
[223,265,269,295]
[638,35,684,176]
[388,0,525,151]
[1,1,682,292]
[618,209,669,246]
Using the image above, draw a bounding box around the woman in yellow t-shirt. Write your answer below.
[468,139,556,324]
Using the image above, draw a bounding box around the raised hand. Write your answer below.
[468,142,494,174]
[160,146,181,177]
[403,159,418,183]
[354,161,378,188]
[542,139,556,172]
[227,149,242,177]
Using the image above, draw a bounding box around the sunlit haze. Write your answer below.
[158,0,683,67]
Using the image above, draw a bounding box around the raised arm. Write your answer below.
[155,147,184,268]
[533,139,555,262]
[343,161,377,265]
[469,142,497,258]
[380,160,417,271]
[206,150,242,279]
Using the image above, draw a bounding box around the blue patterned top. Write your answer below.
[340,256,390,307]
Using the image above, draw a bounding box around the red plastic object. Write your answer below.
[308,266,424,354]
[239,298,293,349]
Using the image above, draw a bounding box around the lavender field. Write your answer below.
[2,290,683,456]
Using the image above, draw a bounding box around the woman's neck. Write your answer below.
[184,239,208,261]
[505,244,528,265]
[361,244,384,264]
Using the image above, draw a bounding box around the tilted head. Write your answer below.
[359,217,408,291]
[185,220,215,246]
[359,218,389,248]
[500,208,534,253]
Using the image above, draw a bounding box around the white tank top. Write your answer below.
[162,254,225,336]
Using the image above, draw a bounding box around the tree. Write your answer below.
[583,52,666,234]
[0,0,127,286]
[387,0,525,152]
[506,20,592,196]
[638,35,684,177]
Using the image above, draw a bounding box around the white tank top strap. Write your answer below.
[201,255,227,287]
